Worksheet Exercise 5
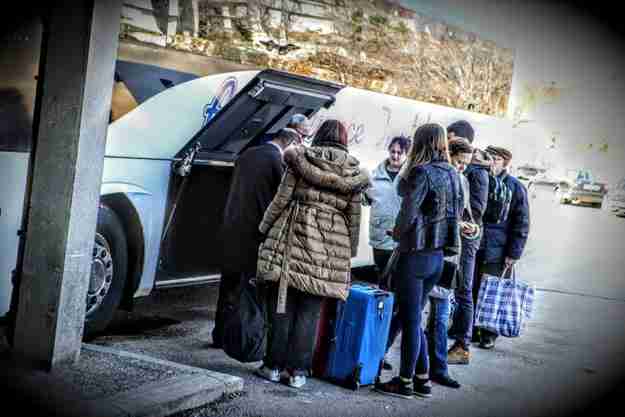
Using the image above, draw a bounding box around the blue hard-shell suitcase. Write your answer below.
[325,283,394,390]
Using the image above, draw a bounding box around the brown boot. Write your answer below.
[447,342,470,365]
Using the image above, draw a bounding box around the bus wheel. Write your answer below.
[84,205,128,339]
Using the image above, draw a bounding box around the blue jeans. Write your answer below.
[395,250,443,379]
[426,295,451,378]
[449,236,480,348]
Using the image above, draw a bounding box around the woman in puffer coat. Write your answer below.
[256,119,370,388]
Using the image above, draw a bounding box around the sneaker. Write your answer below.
[447,342,470,365]
[479,336,495,350]
[431,374,461,389]
[255,365,280,382]
[287,375,306,388]
[413,377,433,398]
[374,377,414,399]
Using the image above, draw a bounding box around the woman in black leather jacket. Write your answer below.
[375,123,463,399]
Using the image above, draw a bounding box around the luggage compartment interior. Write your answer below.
[159,163,233,279]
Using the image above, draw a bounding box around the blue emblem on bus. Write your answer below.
[202,76,238,127]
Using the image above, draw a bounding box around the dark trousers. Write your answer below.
[373,249,402,354]
[449,236,480,348]
[472,251,512,342]
[212,270,251,347]
[396,250,443,379]
[264,284,322,375]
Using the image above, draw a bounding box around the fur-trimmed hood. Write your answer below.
[284,145,370,194]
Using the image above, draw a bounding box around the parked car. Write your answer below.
[515,164,550,190]
[516,164,542,182]
[604,178,625,217]
[531,171,559,186]
[556,169,608,208]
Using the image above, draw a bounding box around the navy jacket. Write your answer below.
[394,161,463,255]
[463,162,489,226]
[220,143,284,273]
[480,172,530,263]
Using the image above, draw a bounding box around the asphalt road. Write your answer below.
[522,185,625,301]
[91,184,625,417]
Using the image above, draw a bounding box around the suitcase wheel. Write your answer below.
[348,364,363,391]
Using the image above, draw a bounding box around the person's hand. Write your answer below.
[504,257,517,270]
[386,228,400,240]
[460,222,478,236]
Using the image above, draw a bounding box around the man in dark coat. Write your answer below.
[447,122,492,364]
[212,128,301,347]
[472,145,530,350]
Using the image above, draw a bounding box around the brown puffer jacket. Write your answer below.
[257,145,370,313]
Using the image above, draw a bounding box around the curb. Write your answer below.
[80,344,244,417]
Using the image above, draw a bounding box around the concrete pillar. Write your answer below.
[13,0,121,371]
[192,0,199,36]
[179,0,199,37]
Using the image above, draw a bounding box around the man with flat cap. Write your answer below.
[473,145,530,350]
[212,127,302,348]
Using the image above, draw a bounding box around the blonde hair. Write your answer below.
[400,123,450,178]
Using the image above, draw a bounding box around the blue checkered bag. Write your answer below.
[474,267,535,337]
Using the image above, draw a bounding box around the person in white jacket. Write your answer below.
[363,135,411,370]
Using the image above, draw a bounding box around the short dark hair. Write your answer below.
[448,137,473,156]
[447,120,475,143]
[388,136,411,153]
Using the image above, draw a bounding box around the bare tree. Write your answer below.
[247,0,300,44]
[247,0,276,38]
[279,0,300,44]
[408,31,512,115]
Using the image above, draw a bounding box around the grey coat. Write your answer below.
[365,160,402,251]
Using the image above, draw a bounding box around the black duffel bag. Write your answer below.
[222,277,267,363]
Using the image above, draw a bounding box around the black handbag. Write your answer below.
[222,277,267,363]
[438,260,458,289]
[379,248,400,290]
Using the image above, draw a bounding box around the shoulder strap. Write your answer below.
[459,175,476,224]
[445,169,458,218]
